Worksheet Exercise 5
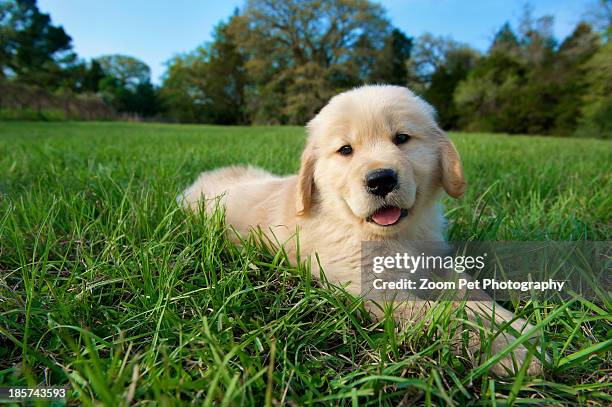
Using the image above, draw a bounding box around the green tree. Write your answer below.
[490,22,521,55]
[371,28,413,85]
[161,1,409,125]
[554,23,600,134]
[231,0,392,124]
[0,0,75,87]
[96,54,158,117]
[82,59,105,93]
[405,33,480,129]
[454,48,523,132]
[576,41,612,138]
[584,0,611,40]
[407,33,462,93]
[160,50,209,123]
[160,16,246,124]
[199,19,246,124]
[423,47,479,129]
[97,54,151,88]
[454,13,573,135]
[0,1,12,78]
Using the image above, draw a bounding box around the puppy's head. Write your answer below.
[297,85,466,238]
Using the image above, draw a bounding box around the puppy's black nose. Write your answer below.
[365,168,398,197]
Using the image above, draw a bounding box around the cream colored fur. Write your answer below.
[180,85,543,376]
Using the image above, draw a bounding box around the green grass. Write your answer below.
[0,121,610,405]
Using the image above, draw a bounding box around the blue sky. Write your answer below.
[38,0,594,84]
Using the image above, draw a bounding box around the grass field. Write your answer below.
[0,121,610,405]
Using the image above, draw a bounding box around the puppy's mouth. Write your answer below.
[366,206,409,226]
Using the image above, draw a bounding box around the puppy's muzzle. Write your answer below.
[365,168,398,197]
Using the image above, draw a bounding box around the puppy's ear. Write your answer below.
[296,141,316,215]
[437,129,466,198]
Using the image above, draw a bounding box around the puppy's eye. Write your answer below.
[337,145,353,156]
[394,133,411,145]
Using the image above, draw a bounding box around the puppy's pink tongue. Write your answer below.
[371,207,402,226]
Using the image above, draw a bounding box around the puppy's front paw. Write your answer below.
[488,334,545,377]
[489,342,544,377]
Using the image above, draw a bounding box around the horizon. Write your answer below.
[37,0,595,84]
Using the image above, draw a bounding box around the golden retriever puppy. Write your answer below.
[179,85,543,376]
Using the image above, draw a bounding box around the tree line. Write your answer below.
[1,0,610,138]
[0,0,158,118]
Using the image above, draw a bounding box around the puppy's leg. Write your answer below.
[364,299,544,376]
[464,301,544,376]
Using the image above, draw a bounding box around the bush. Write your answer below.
[0,80,115,121]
